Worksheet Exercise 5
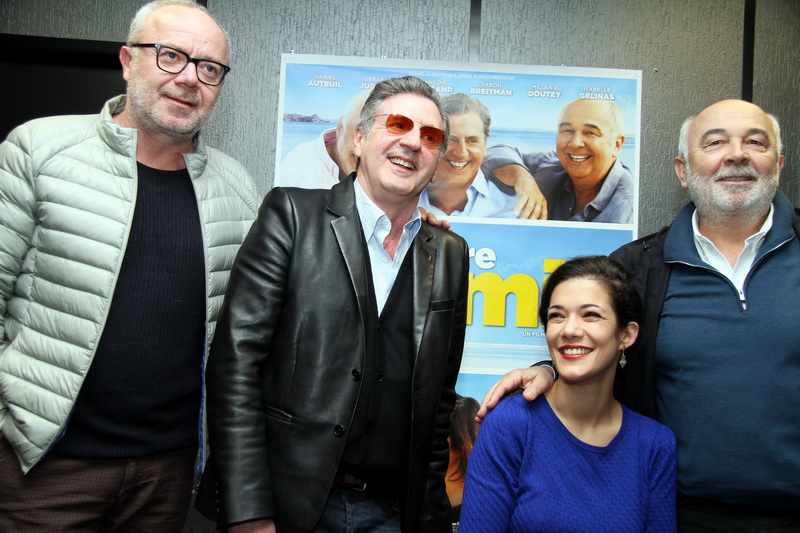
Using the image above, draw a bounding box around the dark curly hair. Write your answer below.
[538,255,642,336]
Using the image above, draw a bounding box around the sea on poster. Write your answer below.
[276,54,641,402]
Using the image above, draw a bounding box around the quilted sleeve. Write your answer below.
[0,125,37,353]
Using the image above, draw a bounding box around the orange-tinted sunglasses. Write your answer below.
[374,113,446,150]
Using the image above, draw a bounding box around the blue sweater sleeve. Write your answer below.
[645,424,678,532]
[459,397,528,533]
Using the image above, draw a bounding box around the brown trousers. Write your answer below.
[0,435,196,532]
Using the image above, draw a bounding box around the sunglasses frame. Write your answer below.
[374,113,446,150]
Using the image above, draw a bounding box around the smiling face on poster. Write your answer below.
[555,99,625,192]
[423,93,505,218]
[438,112,488,189]
[275,54,641,401]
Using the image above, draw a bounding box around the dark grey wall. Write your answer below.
[1,0,798,235]
[754,0,800,207]
[0,0,136,41]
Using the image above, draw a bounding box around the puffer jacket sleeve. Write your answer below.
[0,126,37,418]
[0,126,37,356]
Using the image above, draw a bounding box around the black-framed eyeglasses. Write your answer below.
[131,43,230,86]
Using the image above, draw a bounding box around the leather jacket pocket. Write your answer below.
[430,299,455,312]
[263,403,293,422]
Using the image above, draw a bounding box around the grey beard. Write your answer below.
[686,165,778,227]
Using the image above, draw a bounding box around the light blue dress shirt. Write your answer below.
[354,178,422,314]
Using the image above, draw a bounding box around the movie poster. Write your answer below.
[276,54,641,401]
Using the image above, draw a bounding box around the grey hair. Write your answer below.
[678,114,695,161]
[356,76,450,154]
[768,113,783,156]
[561,99,624,137]
[441,93,491,139]
[127,0,231,59]
[678,110,783,165]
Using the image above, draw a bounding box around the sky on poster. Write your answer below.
[280,56,640,134]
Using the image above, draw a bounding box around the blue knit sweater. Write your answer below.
[460,395,677,532]
[656,192,800,509]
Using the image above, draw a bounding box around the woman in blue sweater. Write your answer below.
[460,256,677,533]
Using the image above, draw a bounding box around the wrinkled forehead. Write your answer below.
[559,100,615,131]
[691,102,775,144]
[143,6,229,63]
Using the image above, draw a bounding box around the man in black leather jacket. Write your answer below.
[200,76,469,533]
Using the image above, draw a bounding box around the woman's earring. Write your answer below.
[619,349,627,368]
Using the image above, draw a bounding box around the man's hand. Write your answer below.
[513,173,548,220]
[493,165,547,220]
[475,366,555,422]
[229,519,276,533]
[418,207,451,230]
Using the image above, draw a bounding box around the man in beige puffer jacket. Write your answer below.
[0,1,258,530]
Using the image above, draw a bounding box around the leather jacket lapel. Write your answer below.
[412,224,436,360]
[329,177,370,325]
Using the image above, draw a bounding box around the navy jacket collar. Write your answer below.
[664,191,796,264]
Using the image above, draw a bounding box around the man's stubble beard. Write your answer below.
[685,164,778,227]
[125,63,216,144]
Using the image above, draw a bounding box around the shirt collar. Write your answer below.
[563,159,623,214]
[588,159,624,211]
[691,203,774,258]
[469,169,491,197]
[353,177,421,241]
[687,204,774,294]
[557,160,623,221]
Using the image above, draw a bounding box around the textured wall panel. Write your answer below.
[754,0,800,206]
[206,0,472,195]
[481,0,743,234]
[0,0,137,41]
